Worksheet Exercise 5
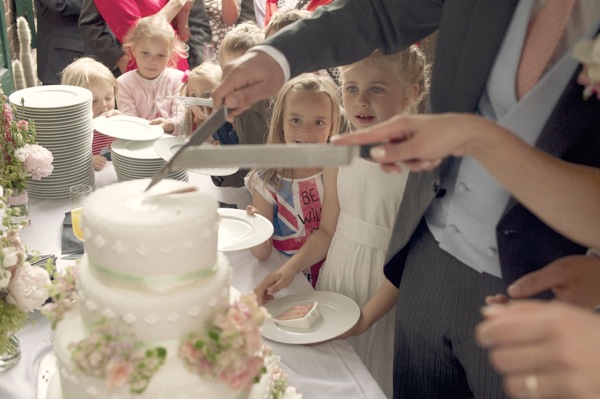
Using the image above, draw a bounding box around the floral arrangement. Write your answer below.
[573,33,600,100]
[68,318,167,394]
[180,293,271,391]
[0,189,52,353]
[42,266,78,329]
[267,356,302,399]
[0,87,53,192]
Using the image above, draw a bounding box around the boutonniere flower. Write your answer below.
[572,34,600,100]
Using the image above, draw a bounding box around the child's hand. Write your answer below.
[92,154,107,171]
[191,105,211,124]
[246,205,260,216]
[150,118,174,133]
[254,267,296,305]
[100,109,122,118]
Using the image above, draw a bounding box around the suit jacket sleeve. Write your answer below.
[265,0,443,78]
[79,0,125,71]
[187,0,212,68]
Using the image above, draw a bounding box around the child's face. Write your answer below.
[188,76,218,119]
[342,62,411,128]
[132,38,171,80]
[90,80,116,118]
[282,90,333,145]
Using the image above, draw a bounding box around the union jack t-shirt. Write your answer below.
[247,171,325,286]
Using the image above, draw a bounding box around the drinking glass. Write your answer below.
[69,184,92,241]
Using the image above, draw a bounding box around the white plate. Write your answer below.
[94,115,163,140]
[261,291,360,345]
[217,208,273,252]
[155,136,239,176]
[168,96,213,107]
[10,85,92,109]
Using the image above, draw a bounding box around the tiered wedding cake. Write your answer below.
[47,179,295,399]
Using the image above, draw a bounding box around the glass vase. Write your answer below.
[7,189,30,227]
[0,335,21,372]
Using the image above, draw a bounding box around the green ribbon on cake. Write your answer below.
[89,260,217,286]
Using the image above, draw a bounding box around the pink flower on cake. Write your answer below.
[68,318,167,394]
[219,355,265,391]
[180,293,271,392]
[105,358,135,389]
[42,266,78,328]
[573,33,600,100]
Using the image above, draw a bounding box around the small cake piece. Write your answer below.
[273,302,321,329]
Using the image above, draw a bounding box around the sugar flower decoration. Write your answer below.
[180,293,271,391]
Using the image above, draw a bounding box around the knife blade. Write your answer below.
[170,142,381,170]
[146,106,228,191]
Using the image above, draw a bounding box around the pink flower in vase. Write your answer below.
[22,143,54,180]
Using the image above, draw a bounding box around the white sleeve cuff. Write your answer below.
[587,248,600,258]
[250,45,291,83]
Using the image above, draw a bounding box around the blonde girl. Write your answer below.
[254,46,430,398]
[245,74,344,287]
[117,14,187,135]
[180,61,224,137]
[61,57,122,171]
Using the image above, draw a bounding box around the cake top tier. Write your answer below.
[83,179,219,279]
[85,179,213,227]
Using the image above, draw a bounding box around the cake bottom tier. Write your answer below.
[52,306,273,399]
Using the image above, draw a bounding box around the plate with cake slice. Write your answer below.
[261,291,360,344]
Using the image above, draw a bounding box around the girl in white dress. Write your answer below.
[254,47,429,398]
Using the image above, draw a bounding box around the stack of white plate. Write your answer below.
[9,85,95,199]
[111,136,188,182]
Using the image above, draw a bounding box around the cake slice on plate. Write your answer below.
[273,302,321,329]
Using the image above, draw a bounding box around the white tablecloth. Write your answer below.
[0,163,386,399]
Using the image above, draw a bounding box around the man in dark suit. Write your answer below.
[212,1,600,397]
[35,0,100,85]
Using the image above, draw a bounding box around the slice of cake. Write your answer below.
[273,302,321,329]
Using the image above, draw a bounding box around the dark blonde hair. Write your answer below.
[341,46,430,114]
[248,74,344,189]
[180,61,222,96]
[180,62,222,135]
[122,14,188,68]
[61,57,118,94]
[265,9,311,38]
[218,21,264,66]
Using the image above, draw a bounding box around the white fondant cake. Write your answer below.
[48,179,291,399]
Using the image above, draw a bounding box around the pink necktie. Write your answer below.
[516,0,576,99]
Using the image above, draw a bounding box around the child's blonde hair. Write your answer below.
[218,21,264,66]
[341,46,430,114]
[265,9,311,38]
[249,74,344,189]
[122,14,188,68]
[60,57,118,93]
[180,62,223,135]
[180,61,222,96]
